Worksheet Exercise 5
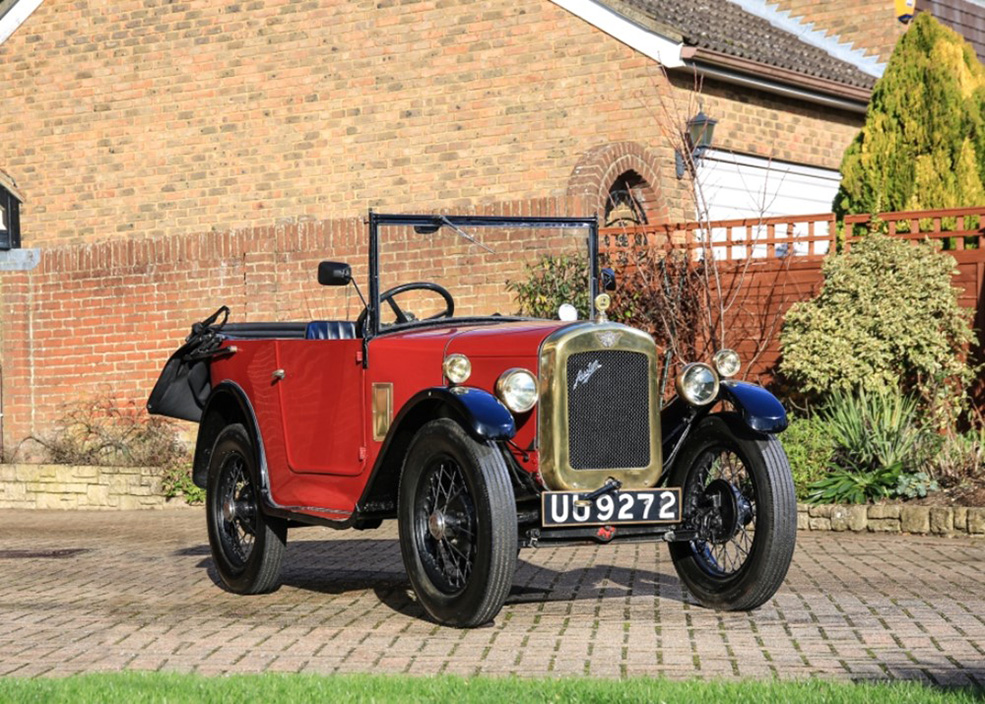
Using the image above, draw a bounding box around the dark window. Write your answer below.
[604,172,649,228]
[0,186,20,250]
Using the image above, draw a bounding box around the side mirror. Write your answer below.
[318,261,352,286]
[601,267,617,292]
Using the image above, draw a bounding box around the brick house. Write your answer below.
[915,0,985,61]
[0,0,901,451]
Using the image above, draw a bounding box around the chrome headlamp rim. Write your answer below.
[495,367,538,413]
[713,348,741,378]
[442,353,472,385]
[675,362,720,406]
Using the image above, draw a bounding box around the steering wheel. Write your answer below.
[356,281,455,333]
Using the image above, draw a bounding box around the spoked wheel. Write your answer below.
[398,419,517,628]
[668,413,796,611]
[416,457,478,593]
[206,423,287,594]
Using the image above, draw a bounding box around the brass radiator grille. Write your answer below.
[565,350,650,469]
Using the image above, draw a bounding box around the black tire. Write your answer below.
[206,423,287,594]
[398,419,518,628]
[668,412,796,611]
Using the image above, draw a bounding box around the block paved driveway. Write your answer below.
[0,508,982,686]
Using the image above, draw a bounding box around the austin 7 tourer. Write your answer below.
[149,212,796,627]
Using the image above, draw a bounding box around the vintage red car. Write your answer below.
[149,212,796,628]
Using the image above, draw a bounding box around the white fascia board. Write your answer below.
[702,148,841,181]
[0,0,44,46]
[551,0,685,68]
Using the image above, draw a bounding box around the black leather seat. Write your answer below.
[304,321,359,340]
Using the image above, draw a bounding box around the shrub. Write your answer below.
[895,471,939,499]
[506,253,590,320]
[610,248,708,366]
[928,423,985,489]
[807,466,902,505]
[25,394,200,503]
[822,389,926,473]
[160,465,205,504]
[805,390,936,504]
[834,12,985,218]
[779,234,974,419]
[781,415,834,501]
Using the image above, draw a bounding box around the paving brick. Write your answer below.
[0,508,983,685]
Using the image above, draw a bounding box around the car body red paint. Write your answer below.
[148,213,796,628]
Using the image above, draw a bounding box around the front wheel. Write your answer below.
[668,413,796,611]
[398,419,518,628]
[206,423,287,594]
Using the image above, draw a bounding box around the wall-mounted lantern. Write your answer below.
[675,111,718,179]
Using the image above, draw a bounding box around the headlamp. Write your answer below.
[676,363,720,406]
[495,368,538,413]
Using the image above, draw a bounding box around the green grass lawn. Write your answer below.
[0,673,981,703]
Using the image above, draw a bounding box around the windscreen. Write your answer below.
[375,220,593,328]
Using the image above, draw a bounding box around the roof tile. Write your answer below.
[613,0,877,89]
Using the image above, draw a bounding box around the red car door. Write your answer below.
[274,339,366,476]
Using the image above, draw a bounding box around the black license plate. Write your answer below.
[541,488,682,527]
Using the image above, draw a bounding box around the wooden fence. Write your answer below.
[600,206,985,385]
[845,208,985,356]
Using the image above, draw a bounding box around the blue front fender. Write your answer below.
[719,380,788,433]
[396,386,516,441]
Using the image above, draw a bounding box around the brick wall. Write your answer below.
[0,0,871,447]
[0,197,583,448]
[0,0,683,246]
[0,0,864,249]
[0,213,352,448]
[680,75,861,168]
[768,0,905,63]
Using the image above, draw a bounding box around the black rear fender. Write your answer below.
[192,383,260,489]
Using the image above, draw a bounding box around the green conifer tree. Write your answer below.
[834,13,985,217]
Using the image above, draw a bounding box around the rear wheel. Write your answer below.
[668,413,796,610]
[398,419,517,628]
[206,423,286,594]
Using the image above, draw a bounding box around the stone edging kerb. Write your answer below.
[798,503,985,537]
[2,464,984,534]
[0,464,184,510]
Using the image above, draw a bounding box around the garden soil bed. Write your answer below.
[905,482,985,508]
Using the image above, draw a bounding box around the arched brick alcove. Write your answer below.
[566,142,668,223]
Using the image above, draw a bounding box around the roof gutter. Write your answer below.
[685,47,872,104]
[680,54,870,115]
